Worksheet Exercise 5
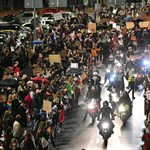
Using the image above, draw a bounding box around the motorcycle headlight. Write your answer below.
[143,60,149,66]
[118,105,125,112]
[120,53,123,58]
[102,122,109,129]
[110,77,114,82]
[88,103,95,109]
[106,69,111,73]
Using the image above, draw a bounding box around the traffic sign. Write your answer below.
[24,0,43,8]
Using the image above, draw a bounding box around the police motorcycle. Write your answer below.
[97,101,115,147]
[117,91,132,126]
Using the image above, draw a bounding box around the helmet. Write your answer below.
[93,72,98,76]
[103,101,109,107]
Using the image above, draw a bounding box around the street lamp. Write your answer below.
[33,0,36,40]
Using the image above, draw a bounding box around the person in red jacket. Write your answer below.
[142,128,150,150]
[13,61,21,75]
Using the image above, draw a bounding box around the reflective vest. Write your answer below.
[128,75,135,82]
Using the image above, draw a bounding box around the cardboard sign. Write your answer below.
[126,22,134,29]
[71,63,78,68]
[33,67,43,76]
[49,54,61,63]
[139,21,150,28]
[88,23,96,33]
[81,73,87,80]
[54,13,63,21]
[42,100,52,112]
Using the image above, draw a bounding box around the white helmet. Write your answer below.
[93,72,98,76]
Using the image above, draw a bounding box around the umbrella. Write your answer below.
[66,68,84,75]
[0,79,18,87]
[31,76,50,84]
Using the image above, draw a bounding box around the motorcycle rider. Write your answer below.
[86,71,101,101]
[97,101,115,134]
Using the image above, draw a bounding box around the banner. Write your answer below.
[139,21,150,28]
[88,23,96,33]
[49,54,61,63]
[126,22,134,29]
[43,100,52,113]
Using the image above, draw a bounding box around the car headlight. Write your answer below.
[88,103,95,109]
[118,105,125,112]
[102,122,109,129]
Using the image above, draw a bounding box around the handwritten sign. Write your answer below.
[139,21,150,28]
[88,23,96,33]
[42,100,52,113]
[54,13,62,21]
[126,22,134,29]
[71,63,78,68]
[49,54,61,63]
[81,73,87,80]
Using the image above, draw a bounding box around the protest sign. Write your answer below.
[81,73,87,80]
[54,13,62,21]
[88,23,96,33]
[71,63,78,68]
[42,100,52,113]
[126,22,134,29]
[49,54,61,63]
[139,21,150,28]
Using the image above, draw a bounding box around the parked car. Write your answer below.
[41,12,55,25]
[20,11,38,21]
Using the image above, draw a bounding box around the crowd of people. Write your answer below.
[0,3,150,150]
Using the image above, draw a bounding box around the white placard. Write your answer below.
[71,63,78,68]
[112,23,117,29]
[116,26,121,31]
[10,46,15,52]
[54,13,63,21]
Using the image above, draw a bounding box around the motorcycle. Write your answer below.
[87,98,99,124]
[97,118,114,147]
[117,103,131,126]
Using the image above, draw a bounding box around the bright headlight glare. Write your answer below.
[143,60,149,65]
[88,103,95,109]
[120,54,123,57]
[117,63,122,66]
[106,69,111,73]
[102,122,109,129]
[118,105,125,112]
[110,77,114,82]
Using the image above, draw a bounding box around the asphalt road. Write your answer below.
[55,65,146,150]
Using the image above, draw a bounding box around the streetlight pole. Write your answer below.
[33,0,36,40]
